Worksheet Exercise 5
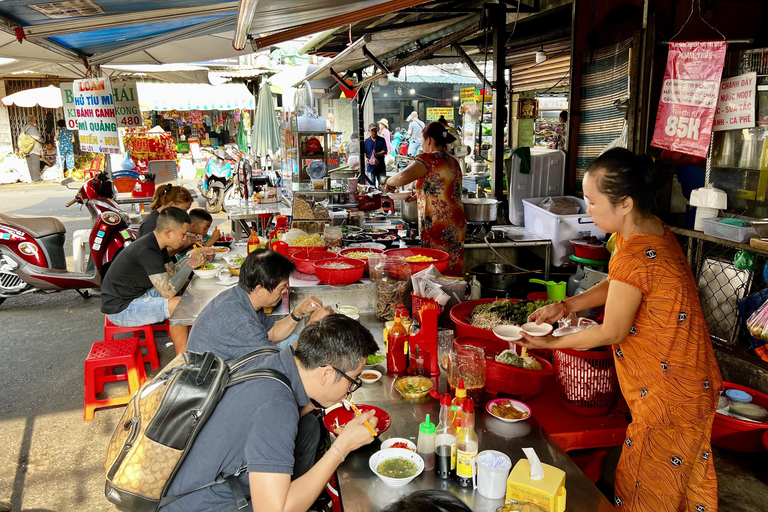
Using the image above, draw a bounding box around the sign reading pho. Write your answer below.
[74,78,120,154]
[713,72,757,131]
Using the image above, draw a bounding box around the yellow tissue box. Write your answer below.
[506,459,566,512]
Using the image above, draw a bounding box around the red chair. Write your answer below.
[83,338,146,421]
[82,156,104,180]
[104,317,161,371]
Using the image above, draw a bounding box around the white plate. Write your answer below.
[486,399,532,423]
[493,325,522,342]
[520,322,553,337]
[387,192,412,201]
[360,369,382,384]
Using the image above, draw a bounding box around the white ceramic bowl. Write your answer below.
[388,192,412,201]
[521,322,553,337]
[369,448,424,487]
[193,264,222,279]
[493,324,522,342]
[212,247,230,260]
[380,437,417,452]
[360,369,382,384]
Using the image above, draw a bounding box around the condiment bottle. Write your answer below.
[455,398,478,488]
[247,227,260,254]
[450,378,467,431]
[435,393,457,479]
[417,414,436,471]
[469,275,481,300]
[386,315,408,373]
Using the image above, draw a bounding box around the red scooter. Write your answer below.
[0,172,136,306]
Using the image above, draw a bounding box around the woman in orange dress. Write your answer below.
[519,148,722,512]
[385,122,466,275]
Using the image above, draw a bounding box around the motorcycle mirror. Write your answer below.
[61,177,74,187]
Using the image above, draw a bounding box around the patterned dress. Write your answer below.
[609,226,722,512]
[57,127,75,170]
[414,151,466,275]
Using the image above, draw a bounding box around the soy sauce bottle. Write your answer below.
[435,393,456,479]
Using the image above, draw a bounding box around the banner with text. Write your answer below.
[460,87,476,103]
[713,72,756,131]
[427,107,454,121]
[59,83,78,131]
[74,77,120,154]
[112,80,142,128]
[651,40,727,158]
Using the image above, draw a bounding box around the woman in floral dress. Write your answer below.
[385,122,466,275]
[56,119,75,175]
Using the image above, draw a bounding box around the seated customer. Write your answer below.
[138,185,194,239]
[175,209,222,260]
[101,207,207,354]
[186,249,332,361]
[160,315,380,512]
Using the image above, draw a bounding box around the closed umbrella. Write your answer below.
[252,81,280,157]
[1,85,62,108]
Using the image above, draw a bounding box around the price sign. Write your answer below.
[112,80,142,128]
[427,108,454,121]
[460,87,477,103]
[74,77,120,154]
[713,72,756,131]
[651,41,727,158]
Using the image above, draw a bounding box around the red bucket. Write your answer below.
[553,348,618,416]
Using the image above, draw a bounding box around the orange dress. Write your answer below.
[414,151,466,275]
[609,227,722,512]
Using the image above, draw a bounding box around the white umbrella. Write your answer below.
[1,85,62,108]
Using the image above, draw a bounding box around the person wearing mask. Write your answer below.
[384,122,466,275]
[364,123,387,188]
[378,118,393,155]
[406,111,425,156]
[518,148,722,512]
[20,115,44,183]
[554,110,568,151]
[56,120,75,178]
[138,185,194,239]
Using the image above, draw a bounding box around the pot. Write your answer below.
[462,198,499,222]
[401,199,419,223]
[469,263,532,291]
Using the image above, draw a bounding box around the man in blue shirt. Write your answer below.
[364,123,387,187]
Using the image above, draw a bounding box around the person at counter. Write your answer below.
[186,249,332,361]
[101,207,207,354]
[384,122,467,275]
[519,148,722,512]
[138,184,194,239]
[160,315,380,512]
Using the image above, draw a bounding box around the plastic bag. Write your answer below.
[553,313,598,337]
[734,250,756,272]
[540,197,579,215]
[746,297,768,342]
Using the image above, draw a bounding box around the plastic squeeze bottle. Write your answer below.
[435,393,457,479]
[247,226,260,254]
[417,414,436,471]
[455,398,478,488]
[386,315,408,373]
[450,377,467,431]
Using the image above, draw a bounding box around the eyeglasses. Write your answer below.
[332,366,362,393]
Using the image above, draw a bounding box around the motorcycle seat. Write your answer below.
[0,212,66,238]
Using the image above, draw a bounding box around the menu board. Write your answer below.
[74,77,120,154]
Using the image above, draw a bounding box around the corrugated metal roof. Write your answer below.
[400,74,479,84]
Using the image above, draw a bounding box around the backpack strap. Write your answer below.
[228,347,280,373]
[227,368,291,390]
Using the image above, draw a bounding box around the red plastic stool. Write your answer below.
[83,338,146,421]
[104,316,161,370]
[381,198,395,215]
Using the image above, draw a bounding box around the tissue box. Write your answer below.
[506,459,566,512]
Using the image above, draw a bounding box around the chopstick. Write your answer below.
[346,399,378,437]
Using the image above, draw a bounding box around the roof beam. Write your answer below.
[362,45,390,74]
[21,2,239,40]
[452,43,492,90]
[0,14,83,62]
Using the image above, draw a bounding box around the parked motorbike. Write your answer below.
[0,172,136,306]
[198,148,234,213]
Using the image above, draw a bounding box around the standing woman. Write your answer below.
[378,118,394,156]
[56,119,75,177]
[519,148,721,512]
[385,122,466,275]
[139,185,194,238]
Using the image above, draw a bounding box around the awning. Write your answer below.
[136,83,254,111]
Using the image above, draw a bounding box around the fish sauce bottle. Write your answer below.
[435,393,457,479]
[455,398,478,488]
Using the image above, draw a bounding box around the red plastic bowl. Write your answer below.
[712,381,768,453]
[384,248,450,276]
[449,298,522,340]
[286,245,327,258]
[339,247,384,273]
[290,250,335,275]
[314,257,365,285]
[570,239,610,261]
[323,404,391,435]
[454,337,554,398]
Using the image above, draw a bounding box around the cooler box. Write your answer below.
[508,148,566,225]
[523,196,604,266]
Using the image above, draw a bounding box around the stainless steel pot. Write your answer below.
[462,198,499,222]
[468,263,531,290]
[401,199,419,223]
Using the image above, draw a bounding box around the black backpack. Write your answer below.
[104,347,289,511]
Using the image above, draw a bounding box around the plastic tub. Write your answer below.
[290,249,335,275]
[553,348,618,416]
[449,298,522,340]
[712,382,768,453]
[339,247,384,273]
[454,337,554,397]
[314,257,365,285]
[384,247,450,275]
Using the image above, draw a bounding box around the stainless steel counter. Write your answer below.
[336,314,614,512]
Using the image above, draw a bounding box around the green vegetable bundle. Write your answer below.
[470,299,552,328]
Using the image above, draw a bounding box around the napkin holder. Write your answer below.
[506,459,566,512]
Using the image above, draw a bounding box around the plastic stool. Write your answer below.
[83,338,146,420]
[381,198,395,215]
[104,316,161,371]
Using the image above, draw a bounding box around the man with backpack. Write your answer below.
[158,315,380,512]
[18,115,44,183]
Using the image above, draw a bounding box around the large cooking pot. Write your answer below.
[468,263,533,291]
[401,199,419,223]
[462,198,499,222]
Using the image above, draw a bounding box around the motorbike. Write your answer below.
[198,148,234,213]
[0,172,136,306]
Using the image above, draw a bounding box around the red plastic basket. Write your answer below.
[113,177,139,193]
[449,298,522,340]
[290,250,335,275]
[314,257,365,285]
[355,194,382,211]
[411,292,440,318]
[326,474,342,512]
[712,381,768,452]
[553,348,618,416]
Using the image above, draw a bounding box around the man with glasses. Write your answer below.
[160,315,380,512]
[101,207,210,353]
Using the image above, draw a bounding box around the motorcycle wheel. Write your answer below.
[205,188,224,213]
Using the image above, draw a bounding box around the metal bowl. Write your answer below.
[468,263,532,291]
[751,219,768,238]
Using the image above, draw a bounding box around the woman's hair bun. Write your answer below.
[587,148,667,215]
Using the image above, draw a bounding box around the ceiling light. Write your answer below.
[379,76,389,86]
[383,93,388,97]
[409,88,416,95]
[535,45,547,64]
[452,95,459,101]
[396,87,403,96]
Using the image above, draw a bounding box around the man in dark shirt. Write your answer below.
[186,249,332,361]
[364,123,387,187]
[101,207,207,353]
[160,315,380,512]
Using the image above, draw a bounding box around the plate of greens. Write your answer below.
[366,351,386,368]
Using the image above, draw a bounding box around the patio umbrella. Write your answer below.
[1,85,62,108]
[252,81,280,157]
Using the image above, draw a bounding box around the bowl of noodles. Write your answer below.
[323,404,391,435]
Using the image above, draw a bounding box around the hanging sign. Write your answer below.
[518,99,538,119]
[651,41,727,158]
[712,72,756,131]
[427,108,454,121]
[112,80,142,128]
[460,87,477,103]
[74,77,120,154]
[59,83,79,131]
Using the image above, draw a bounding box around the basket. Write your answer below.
[313,257,365,285]
[339,247,384,273]
[553,348,618,416]
[132,181,155,198]
[394,376,434,399]
[355,194,382,211]
[411,292,441,319]
[701,218,757,243]
[113,177,139,193]
[290,249,335,275]
[326,474,343,512]
[286,245,326,258]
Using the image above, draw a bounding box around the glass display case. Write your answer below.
[534,95,568,148]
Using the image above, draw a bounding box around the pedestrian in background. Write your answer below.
[21,115,43,183]
[56,119,75,178]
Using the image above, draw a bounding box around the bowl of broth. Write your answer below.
[369,448,424,487]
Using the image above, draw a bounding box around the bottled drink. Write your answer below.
[386,315,408,373]
[247,227,260,254]
[416,414,436,471]
[435,393,457,479]
[455,398,478,488]
[450,378,467,432]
